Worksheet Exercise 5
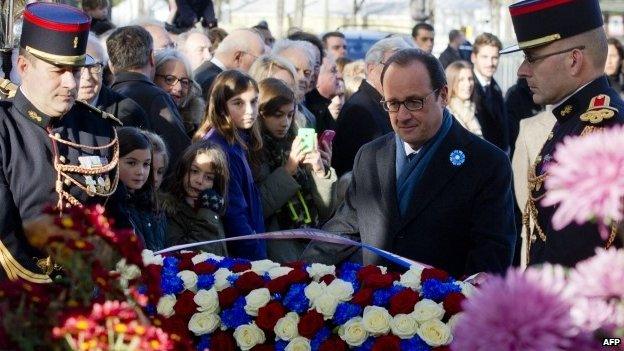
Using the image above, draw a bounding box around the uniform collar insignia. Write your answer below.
[14,89,54,129]
[580,94,618,124]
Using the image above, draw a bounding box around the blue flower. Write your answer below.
[275,339,288,351]
[373,287,394,307]
[227,274,239,285]
[272,293,283,301]
[161,274,184,295]
[283,283,309,313]
[197,335,211,351]
[311,327,331,351]
[401,335,431,351]
[220,300,251,329]
[334,302,363,325]
[449,149,466,166]
[137,284,147,295]
[162,256,179,271]
[197,274,215,290]
[339,262,362,275]
[340,270,360,291]
[144,304,156,316]
[421,278,461,302]
[354,337,374,351]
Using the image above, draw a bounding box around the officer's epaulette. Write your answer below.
[0,78,17,100]
[75,100,123,126]
[579,94,619,125]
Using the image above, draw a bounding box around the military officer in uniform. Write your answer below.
[0,3,121,283]
[501,0,623,266]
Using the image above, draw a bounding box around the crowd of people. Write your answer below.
[0,0,622,283]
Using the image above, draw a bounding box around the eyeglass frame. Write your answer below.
[523,45,585,65]
[380,88,440,112]
[81,62,104,75]
[155,74,192,88]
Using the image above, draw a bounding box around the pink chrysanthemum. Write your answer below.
[452,267,577,351]
[542,125,624,238]
[568,248,624,300]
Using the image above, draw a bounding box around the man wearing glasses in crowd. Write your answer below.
[302,48,516,279]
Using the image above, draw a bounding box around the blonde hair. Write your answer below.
[445,60,474,100]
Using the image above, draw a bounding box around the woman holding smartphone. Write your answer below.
[254,78,337,263]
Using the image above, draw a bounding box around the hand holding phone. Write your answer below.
[298,128,316,154]
[318,130,336,148]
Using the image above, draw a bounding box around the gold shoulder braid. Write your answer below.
[0,78,17,99]
[524,125,618,263]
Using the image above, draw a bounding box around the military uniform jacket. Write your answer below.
[528,76,624,266]
[0,89,120,283]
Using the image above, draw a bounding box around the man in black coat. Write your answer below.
[471,33,509,153]
[438,29,465,69]
[505,78,543,155]
[332,37,410,176]
[107,26,190,167]
[303,49,516,278]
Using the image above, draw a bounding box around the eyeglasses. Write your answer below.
[381,89,439,112]
[243,51,259,60]
[155,74,191,88]
[523,45,585,65]
[81,63,103,75]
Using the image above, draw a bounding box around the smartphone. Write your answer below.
[318,130,336,147]
[298,128,317,153]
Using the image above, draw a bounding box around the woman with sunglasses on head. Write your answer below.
[154,49,206,137]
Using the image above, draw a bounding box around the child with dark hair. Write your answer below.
[161,140,229,256]
[141,130,170,192]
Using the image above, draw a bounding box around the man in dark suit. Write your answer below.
[302,49,516,278]
[438,29,465,69]
[332,37,410,176]
[194,29,265,97]
[472,33,509,153]
[106,26,190,168]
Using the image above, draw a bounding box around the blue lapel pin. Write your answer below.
[449,150,465,166]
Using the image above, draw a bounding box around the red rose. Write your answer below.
[284,261,306,269]
[235,271,265,293]
[194,262,217,274]
[389,288,420,316]
[421,268,449,282]
[443,292,466,316]
[372,335,401,351]
[210,330,237,351]
[320,274,335,285]
[218,287,240,309]
[266,275,291,294]
[176,252,195,271]
[256,301,286,331]
[173,290,197,318]
[357,265,382,282]
[144,265,162,300]
[251,345,274,351]
[298,310,325,338]
[362,273,394,289]
[232,262,252,273]
[164,315,191,340]
[351,287,373,306]
[286,269,309,284]
[319,335,348,351]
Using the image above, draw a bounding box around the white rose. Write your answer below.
[141,249,163,266]
[447,312,464,332]
[191,252,210,265]
[411,299,445,323]
[399,266,423,290]
[274,312,300,341]
[156,294,177,318]
[456,281,475,297]
[194,288,220,314]
[326,279,354,302]
[304,281,327,301]
[390,314,418,339]
[312,293,339,319]
[188,312,220,335]
[115,259,141,280]
[285,336,312,351]
[306,263,335,281]
[339,317,369,347]
[244,288,271,316]
[233,323,266,351]
[268,266,293,279]
[251,259,281,274]
[214,268,233,291]
[177,270,198,291]
[362,306,392,336]
[417,319,453,347]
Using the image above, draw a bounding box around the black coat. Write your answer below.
[194,61,223,99]
[305,88,336,134]
[438,46,462,69]
[97,85,151,129]
[332,80,391,176]
[473,77,509,153]
[504,78,543,155]
[529,76,624,267]
[0,89,120,282]
[111,72,190,168]
[303,118,516,278]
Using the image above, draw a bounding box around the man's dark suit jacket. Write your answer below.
[438,46,462,69]
[111,72,190,168]
[306,88,335,134]
[332,80,391,176]
[194,60,223,99]
[302,119,516,278]
[473,77,509,153]
[504,78,543,156]
[97,85,150,129]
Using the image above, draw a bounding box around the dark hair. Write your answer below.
[208,27,229,54]
[117,127,156,210]
[449,29,462,42]
[167,140,230,215]
[107,26,153,72]
[288,31,325,61]
[412,22,434,39]
[82,0,109,10]
[472,32,502,54]
[322,31,345,45]
[258,78,297,140]
[381,48,446,94]
[608,37,624,65]
[335,57,353,74]
[141,130,170,174]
